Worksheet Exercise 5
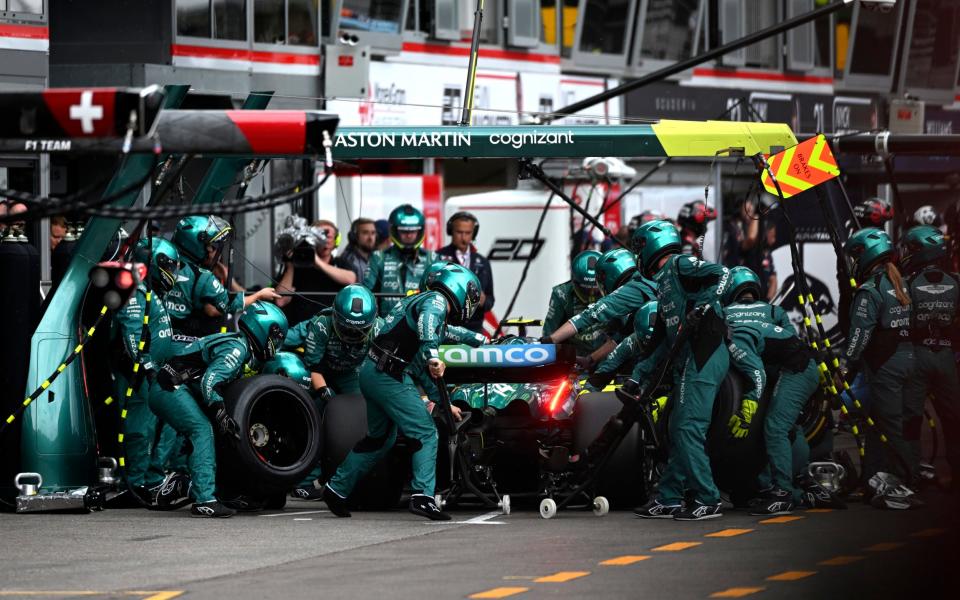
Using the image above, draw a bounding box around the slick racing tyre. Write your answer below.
[321,394,405,510]
[218,375,323,496]
[708,370,768,506]
[573,391,645,508]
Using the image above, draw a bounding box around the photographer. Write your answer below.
[275,218,357,325]
[336,217,377,282]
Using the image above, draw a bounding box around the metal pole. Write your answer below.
[543,0,850,124]
[459,0,485,126]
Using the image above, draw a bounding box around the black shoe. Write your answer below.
[190,500,236,518]
[409,494,451,521]
[291,485,325,501]
[221,494,266,512]
[673,501,723,521]
[633,498,682,519]
[748,489,794,516]
[322,485,352,518]
[155,472,192,510]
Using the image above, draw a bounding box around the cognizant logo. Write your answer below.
[439,344,556,367]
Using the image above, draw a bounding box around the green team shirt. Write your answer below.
[724,302,803,403]
[363,246,436,315]
[301,310,384,374]
[113,283,174,372]
[844,271,911,363]
[569,274,657,336]
[376,290,448,367]
[164,261,243,335]
[178,333,252,406]
[634,254,730,382]
[543,281,607,354]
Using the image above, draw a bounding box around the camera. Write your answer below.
[275,215,328,268]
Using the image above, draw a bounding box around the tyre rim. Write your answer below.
[247,388,313,469]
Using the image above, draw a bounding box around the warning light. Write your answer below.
[115,270,134,289]
[549,380,570,415]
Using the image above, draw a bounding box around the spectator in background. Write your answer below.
[336,217,377,282]
[722,197,778,301]
[276,219,357,325]
[438,211,494,334]
[1,202,28,240]
[374,219,391,251]
[0,200,8,235]
[677,199,717,257]
[50,216,67,251]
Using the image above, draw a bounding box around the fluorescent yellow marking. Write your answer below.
[804,318,811,327]
[6,415,15,424]
[133,363,140,373]
[100,306,108,315]
[864,542,904,552]
[599,555,650,566]
[121,409,128,419]
[710,587,765,598]
[40,380,51,390]
[87,327,96,336]
[760,516,804,524]
[57,364,66,373]
[805,508,834,513]
[144,316,150,324]
[146,292,152,301]
[468,587,529,598]
[850,278,857,288]
[652,541,702,551]
[221,326,228,333]
[818,555,864,566]
[22,398,32,407]
[911,528,947,538]
[118,433,124,443]
[533,571,590,583]
[705,528,753,538]
[74,344,83,353]
[138,341,146,350]
[880,434,889,443]
[798,295,805,305]
[119,457,126,467]
[126,388,134,397]
[650,120,797,157]
[767,571,816,581]
[104,396,114,405]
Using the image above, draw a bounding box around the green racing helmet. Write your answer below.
[723,266,762,305]
[239,301,289,361]
[133,237,180,294]
[332,284,378,344]
[632,219,682,277]
[173,215,232,264]
[571,250,601,303]
[419,259,451,291]
[262,351,311,391]
[427,263,482,325]
[389,204,426,252]
[595,248,637,296]
[899,225,947,273]
[632,300,659,342]
[844,227,895,280]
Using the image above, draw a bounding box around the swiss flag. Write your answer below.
[43,88,116,137]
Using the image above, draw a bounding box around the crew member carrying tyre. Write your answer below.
[290,284,382,500]
[542,247,657,370]
[110,238,180,502]
[166,215,280,344]
[842,228,917,509]
[321,263,481,521]
[631,219,731,521]
[542,250,607,356]
[722,266,819,514]
[154,301,289,518]
[364,205,437,316]
[899,226,960,491]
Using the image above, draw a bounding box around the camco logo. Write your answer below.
[439,344,556,367]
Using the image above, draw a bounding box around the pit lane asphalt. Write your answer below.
[0,490,957,600]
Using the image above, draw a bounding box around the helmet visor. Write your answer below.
[333,318,372,344]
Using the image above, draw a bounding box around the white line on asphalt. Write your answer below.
[426,511,506,525]
[293,518,313,521]
[259,510,330,517]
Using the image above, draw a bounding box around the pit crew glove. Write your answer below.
[214,403,242,442]
[315,386,335,402]
[156,364,181,391]
[728,398,758,439]
[539,335,554,344]
[576,355,595,371]
[650,396,668,424]
[685,304,712,329]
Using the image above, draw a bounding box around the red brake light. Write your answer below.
[549,380,570,415]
